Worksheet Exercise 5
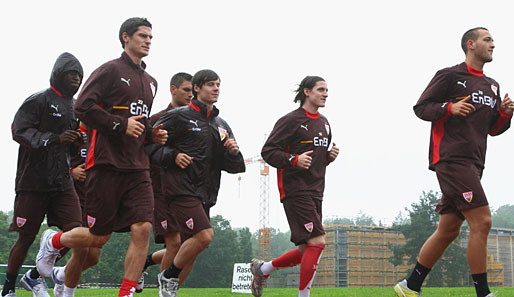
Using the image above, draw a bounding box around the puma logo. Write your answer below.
[441,102,448,108]
[43,139,49,146]
[189,120,199,127]
[112,122,120,130]
[121,78,131,86]
[457,80,466,88]
[289,154,295,162]
[300,124,308,131]
[50,104,59,112]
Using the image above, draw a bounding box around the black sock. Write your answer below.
[472,273,491,297]
[2,272,18,296]
[406,262,431,292]
[143,253,155,271]
[163,262,182,279]
[29,268,40,280]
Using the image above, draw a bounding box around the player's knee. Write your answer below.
[90,234,110,247]
[198,228,214,247]
[131,222,152,239]
[471,217,492,235]
[62,222,82,232]
[17,233,37,247]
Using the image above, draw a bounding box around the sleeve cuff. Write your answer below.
[292,155,299,168]
[499,109,513,118]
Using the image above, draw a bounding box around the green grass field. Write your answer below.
[10,287,514,296]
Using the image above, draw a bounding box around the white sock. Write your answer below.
[56,266,66,283]
[63,285,76,297]
[260,261,276,275]
[298,288,310,297]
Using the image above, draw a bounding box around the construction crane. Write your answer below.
[242,155,271,261]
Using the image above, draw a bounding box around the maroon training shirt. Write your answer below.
[75,52,158,171]
[414,62,511,170]
[262,107,333,201]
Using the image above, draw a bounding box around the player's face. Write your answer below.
[62,70,82,95]
[304,81,328,108]
[171,80,193,107]
[473,29,494,63]
[124,26,152,58]
[195,79,220,106]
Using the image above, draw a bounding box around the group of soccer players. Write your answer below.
[1,15,512,297]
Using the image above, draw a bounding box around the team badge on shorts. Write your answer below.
[161,220,168,230]
[16,217,27,228]
[218,127,228,141]
[186,218,194,230]
[87,215,96,228]
[304,222,314,233]
[462,191,473,203]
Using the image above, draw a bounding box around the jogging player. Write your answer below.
[136,72,193,293]
[251,76,339,297]
[34,17,167,297]
[3,52,85,297]
[394,27,513,297]
[147,69,245,297]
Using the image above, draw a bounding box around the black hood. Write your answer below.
[50,52,84,96]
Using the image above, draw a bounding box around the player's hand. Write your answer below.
[59,130,81,144]
[126,115,145,138]
[71,163,86,182]
[224,132,239,155]
[329,143,339,162]
[500,93,514,116]
[152,124,168,144]
[450,96,475,117]
[175,153,193,169]
[297,150,313,170]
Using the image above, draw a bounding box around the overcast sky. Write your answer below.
[1,0,513,232]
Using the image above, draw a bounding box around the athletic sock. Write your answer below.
[472,272,491,297]
[143,253,155,271]
[29,268,41,279]
[406,262,431,292]
[51,232,64,250]
[1,272,17,296]
[260,261,276,276]
[118,278,137,297]
[271,249,302,269]
[299,244,324,291]
[63,285,76,297]
[163,262,182,279]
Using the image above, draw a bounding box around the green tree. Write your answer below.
[389,190,468,287]
[492,204,514,229]
[354,211,376,226]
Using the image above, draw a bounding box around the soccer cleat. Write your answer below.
[20,270,51,297]
[4,290,17,297]
[36,229,61,278]
[51,267,65,297]
[135,271,147,293]
[485,293,497,297]
[157,271,179,297]
[394,279,422,297]
[250,259,269,297]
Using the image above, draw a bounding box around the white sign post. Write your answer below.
[231,263,253,294]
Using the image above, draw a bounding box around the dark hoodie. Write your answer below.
[12,52,84,192]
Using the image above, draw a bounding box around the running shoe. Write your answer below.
[250,259,268,297]
[157,271,178,297]
[20,270,50,297]
[36,229,61,277]
[394,279,422,297]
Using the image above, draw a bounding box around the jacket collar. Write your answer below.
[121,52,146,71]
[189,99,219,118]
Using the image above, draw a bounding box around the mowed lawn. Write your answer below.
[11,287,514,296]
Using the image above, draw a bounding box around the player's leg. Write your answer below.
[160,233,181,272]
[2,233,37,297]
[463,205,492,297]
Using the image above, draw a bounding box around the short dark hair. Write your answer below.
[192,69,220,97]
[170,72,192,88]
[119,17,152,48]
[461,27,488,54]
[294,76,325,106]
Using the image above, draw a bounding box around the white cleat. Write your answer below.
[135,271,147,293]
[19,270,51,297]
[36,229,61,278]
[157,271,178,297]
[51,267,65,297]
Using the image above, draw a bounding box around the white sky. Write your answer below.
[1,0,513,232]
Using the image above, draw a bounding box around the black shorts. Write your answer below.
[435,161,488,220]
[10,189,82,236]
[282,196,325,245]
[84,167,154,236]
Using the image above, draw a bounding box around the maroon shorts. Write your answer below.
[9,189,82,236]
[282,196,325,245]
[84,167,154,236]
[169,196,211,242]
[435,161,488,220]
[153,192,181,244]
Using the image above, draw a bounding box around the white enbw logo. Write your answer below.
[121,77,131,86]
[457,81,466,88]
[300,124,308,131]
[129,100,149,118]
[471,90,496,109]
[80,148,87,158]
[313,137,329,147]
